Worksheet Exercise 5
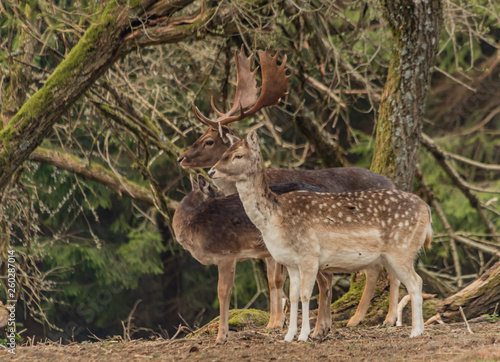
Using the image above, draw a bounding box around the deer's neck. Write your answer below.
[213,179,238,196]
[235,165,279,233]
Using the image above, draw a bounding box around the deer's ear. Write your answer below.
[219,124,240,145]
[247,130,260,152]
[190,174,199,191]
[197,174,217,198]
[197,174,209,190]
[225,133,241,146]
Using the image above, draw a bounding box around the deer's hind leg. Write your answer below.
[311,271,332,340]
[384,271,400,326]
[346,264,383,327]
[383,257,424,338]
[215,258,237,345]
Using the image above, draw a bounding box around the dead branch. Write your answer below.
[416,165,463,286]
[460,306,474,334]
[421,133,497,237]
[424,313,445,326]
[446,150,500,172]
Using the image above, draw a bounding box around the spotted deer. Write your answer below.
[178,47,401,339]
[172,174,326,344]
[209,131,433,342]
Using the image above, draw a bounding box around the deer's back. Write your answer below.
[173,194,266,265]
[173,182,325,265]
[266,167,396,193]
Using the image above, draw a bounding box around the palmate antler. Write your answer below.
[193,46,289,129]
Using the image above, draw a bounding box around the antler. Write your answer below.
[193,46,289,128]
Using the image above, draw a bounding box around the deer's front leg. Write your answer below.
[215,259,236,345]
[284,267,300,342]
[265,258,287,329]
[298,262,319,342]
[311,271,332,340]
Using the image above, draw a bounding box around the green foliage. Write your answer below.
[482,313,499,323]
[0,330,23,346]
[116,229,166,287]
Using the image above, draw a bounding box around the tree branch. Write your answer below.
[416,164,463,286]
[445,152,500,172]
[0,0,239,194]
[421,133,497,236]
[30,148,177,210]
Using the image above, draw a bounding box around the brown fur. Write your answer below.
[178,126,235,169]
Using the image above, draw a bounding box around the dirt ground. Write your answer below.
[2,320,499,361]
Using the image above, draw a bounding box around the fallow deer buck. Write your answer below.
[172,174,325,344]
[178,47,401,338]
[209,131,433,342]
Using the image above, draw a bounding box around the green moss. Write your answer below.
[193,308,270,337]
[142,115,160,136]
[0,1,127,173]
[1,1,121,137]
[227,308,269,329]
[370,47,401,178]
[422,299,437,320]
[332,274,365,311]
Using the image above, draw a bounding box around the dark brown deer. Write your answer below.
[172,174,325,344]
[209,131,433,342]
[177,47,401,340]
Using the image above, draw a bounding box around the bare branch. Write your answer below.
[30,148,177,210]
[421,133,498,236]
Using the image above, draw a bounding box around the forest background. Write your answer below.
[0,0,499,344]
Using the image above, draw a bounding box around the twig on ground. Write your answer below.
[424,314,445,326]
[177,313,194,332]
[122,299,142,342]
[87,329,103,342]
[459,306,474,334]
[396,295,411,327]
[158,324,170,340]
[169,324,192,342]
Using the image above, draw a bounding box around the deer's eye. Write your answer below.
[234,154,243,159]
[205,140,214,146]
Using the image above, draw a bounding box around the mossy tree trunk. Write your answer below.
[0,0,242,195]
[371,0,443,191]
[333,0,444,324]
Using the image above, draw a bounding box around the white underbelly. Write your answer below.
[317,230,383,273]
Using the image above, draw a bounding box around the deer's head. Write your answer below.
[178,46,289,169]
[208,131,262,183]
[177,126,236,168]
